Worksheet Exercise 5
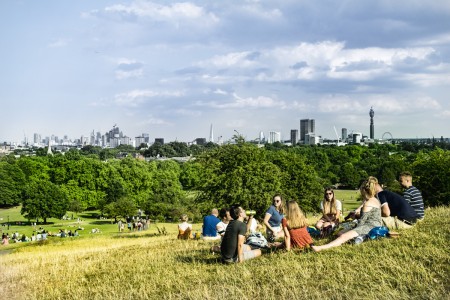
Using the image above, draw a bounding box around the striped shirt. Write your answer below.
[403,186,424,219]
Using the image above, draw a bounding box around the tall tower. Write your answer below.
[300,119,315,143]
[209,124,214,143]
[369,107,374,139]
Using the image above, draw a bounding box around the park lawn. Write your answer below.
[0,206,449,300]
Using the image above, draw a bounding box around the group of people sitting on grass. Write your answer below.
[178,171,424,263]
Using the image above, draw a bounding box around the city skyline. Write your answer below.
[1,1,450,144]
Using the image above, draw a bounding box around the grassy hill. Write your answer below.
[0,203,448,300]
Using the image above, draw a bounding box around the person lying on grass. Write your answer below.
[312,177,382,252]
[221,206,262,263]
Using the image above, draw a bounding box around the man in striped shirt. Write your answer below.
[399,172,425,220]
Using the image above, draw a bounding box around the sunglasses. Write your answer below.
[326,192,333,195]
[274,200,281,203]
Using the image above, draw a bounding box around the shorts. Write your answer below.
[221,245,257,263]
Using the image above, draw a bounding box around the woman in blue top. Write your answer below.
[263,194,285,241]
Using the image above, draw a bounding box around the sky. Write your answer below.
[1,0,450,144]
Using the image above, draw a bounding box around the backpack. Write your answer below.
[368,226,389,240]
[245,232,269,248]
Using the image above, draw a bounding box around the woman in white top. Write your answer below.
[315,187,342,231]
[177,214,193,239]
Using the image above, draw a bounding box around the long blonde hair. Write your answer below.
[360,177,378,199]
[322,187,338,215]
[285,200,308,229]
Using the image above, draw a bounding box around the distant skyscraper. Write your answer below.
[300,119,315,143]
[33,133,41,144]
[259,131,265,143]
[369,107,374,139]
[342,128,347,142]
[209,124,214,143]
[142,133,150,143]
[290,129,299,145]
[154,138,164,144]
[269,131,281,143]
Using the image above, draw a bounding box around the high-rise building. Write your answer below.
[209,124,214,143]
[290,129,299,145]
[142,133,150,143]
[300,119,315,143]
[369,107,374,139]
[269,131,281,144]
[33,133,41,145]
[154,138,164,144]
[342,128,347,142]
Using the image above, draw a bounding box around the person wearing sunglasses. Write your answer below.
[263,194,285,242]
[315,188,342,235]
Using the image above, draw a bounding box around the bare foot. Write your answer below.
[311,245,321,252]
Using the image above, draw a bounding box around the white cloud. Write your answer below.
[103,1,219,25]
[202,93,285,109]
[114,89,184,107]
[140,116,171,126]
[174,109,202,117]
[48,38,70,48]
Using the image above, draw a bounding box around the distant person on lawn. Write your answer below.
[202,208,221,240]
[312,177,382,252]
[221,206,262,263]
[372,179,419,229]
[399,172,425,220]
[177,214,193,240]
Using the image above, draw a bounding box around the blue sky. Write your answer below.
[1,0,449,144]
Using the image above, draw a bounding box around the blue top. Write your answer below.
[265,205,283,227]
[202,214,220,237]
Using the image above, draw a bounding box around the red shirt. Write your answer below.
[282,218,313,248]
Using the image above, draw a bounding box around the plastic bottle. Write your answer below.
[353,234,367,245]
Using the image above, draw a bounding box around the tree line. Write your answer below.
[1,142,449,223]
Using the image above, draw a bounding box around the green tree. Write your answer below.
[21,178,68,224]
[0,160,26,206]
[412,148,450,206]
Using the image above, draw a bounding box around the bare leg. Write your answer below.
[312,230,359,252]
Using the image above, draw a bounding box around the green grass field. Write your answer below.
[1,199,449,300]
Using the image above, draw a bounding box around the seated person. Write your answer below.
[312,177,382,252]
[202,208,221,240]
[221,206,262,263]
[399,171,425,220]
[177,214,193,239]
[315,187,342,234]
[211,207,233,253]
[375,180,419,229]
[216,208,232,237]
[281,200,314,251]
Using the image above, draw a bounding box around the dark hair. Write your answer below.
[219,207,230,220]
[230,205,242,220]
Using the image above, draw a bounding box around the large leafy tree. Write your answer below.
[195,144,284,215]
[412,148,450,206]
[0,160,26,206]
[21,178,68,224]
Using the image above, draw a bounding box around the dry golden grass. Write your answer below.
[1,207,449,300]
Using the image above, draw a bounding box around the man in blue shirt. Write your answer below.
[202,208,221,240]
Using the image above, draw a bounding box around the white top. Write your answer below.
[216,221,228,236]
[248,218,258,233]
[320,199,342,212]
[178,222,192,231]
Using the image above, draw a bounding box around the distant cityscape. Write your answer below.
[1,108,449,153]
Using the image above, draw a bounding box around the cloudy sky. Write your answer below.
[1,0,449,144]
